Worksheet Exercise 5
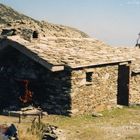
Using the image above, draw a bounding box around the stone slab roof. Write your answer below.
[0,35,132,71]
[118,47,140,73]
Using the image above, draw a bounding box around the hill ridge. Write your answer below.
[0,3,89,38]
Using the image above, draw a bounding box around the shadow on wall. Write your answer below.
[0,46,72,116]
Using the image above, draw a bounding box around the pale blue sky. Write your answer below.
[0,0,140,46]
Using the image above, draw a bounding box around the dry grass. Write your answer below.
[1,106,140,140]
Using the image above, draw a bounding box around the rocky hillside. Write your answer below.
[0,3,89,38]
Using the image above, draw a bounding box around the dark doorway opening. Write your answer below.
[117,65,130,106]
[33,31,39,39]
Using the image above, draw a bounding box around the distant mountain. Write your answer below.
[0,3,89,38]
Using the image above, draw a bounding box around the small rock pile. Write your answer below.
[92,112,103,117]
[42,125,58,140]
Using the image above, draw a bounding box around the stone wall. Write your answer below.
[0,47,71,115]
[70,65,118,115]
[130,73,140,105]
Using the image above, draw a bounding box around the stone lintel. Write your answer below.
[119,62,129,66]
[132,69,140,74]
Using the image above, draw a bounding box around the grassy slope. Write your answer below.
[1,106,140,140]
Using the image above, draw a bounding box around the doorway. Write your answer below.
[117,64,130,106]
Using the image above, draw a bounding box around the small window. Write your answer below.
[86,72,93,82]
